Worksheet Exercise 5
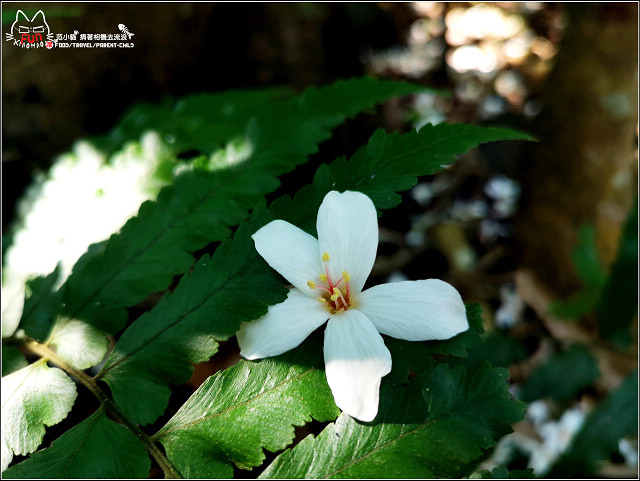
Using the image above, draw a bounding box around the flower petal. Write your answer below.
[252,219,321,296]
[316,191,378,295]
[237,288,329,360]
[324,309,391,422]
[357,279,468,341]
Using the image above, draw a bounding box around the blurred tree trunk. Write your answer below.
[517,3,638,297]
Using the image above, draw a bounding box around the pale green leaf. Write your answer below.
[261,362,525,478]
[155,334,339,478]
[3,408,150,479]
[48,320,109,370]
[1,362,77,471]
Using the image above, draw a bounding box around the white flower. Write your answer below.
[237,190,469,422]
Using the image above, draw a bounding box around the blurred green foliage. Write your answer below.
[464,330,528,370]
[472,465,535,478]
[550,197,638,346]
[596,197,638,346]
[519,344,600,403]
[548,369,638,477]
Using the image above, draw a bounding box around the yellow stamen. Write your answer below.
[330,293,339,302]
[333,287,342,297]
[319,274,327,282]
[307,280,316,289]
[318,297,327,303]
[322,252,330,262]
[342,271,351,282]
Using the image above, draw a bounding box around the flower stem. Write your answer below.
[24,340,181,479]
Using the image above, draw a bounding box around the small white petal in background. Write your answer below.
[619,438,639,467]
[495,283,525,329]
[410,182,434,206]
[386,271,409,283]
[405,230,424,247]
[451,198,489,223]
[479,218,512,244]
[529,407,585,475]
[526,399,550,425]
[485,174,521,218]
[481,403,586,476]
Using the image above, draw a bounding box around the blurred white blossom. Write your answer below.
[619,438,639,467]
[528,407,585,475]
[526,399,550,425]
[485,174,521,218]
[479,218,512,244]
[481,403,586,476]
[495,283,525,328]
[410,182,435,206]
[451,198,488,222]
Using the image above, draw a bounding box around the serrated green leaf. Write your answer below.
[62,78,431,335]
[464,330,528,369]
[548,369,638,477]
[1,346,27,376]
[1,362,77,471]
[91,88,292,155]
[348,123,535,210]
[3,408,150,479]
[19,266,62,342]
[61,169,254,333]
[596,197,638,345]
[261,362,525,479]
[48,320,109,370]
[155,334,339,478]
[97,212,288,425]
[519,344,600,402]
[271,123,535,233]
